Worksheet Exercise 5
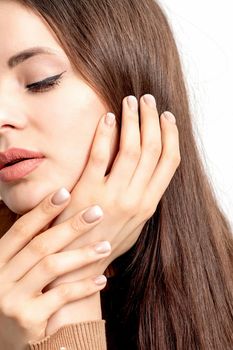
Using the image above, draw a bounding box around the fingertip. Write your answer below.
[50,187,71,206]
[162,111,176,124]
[104,113,116,127]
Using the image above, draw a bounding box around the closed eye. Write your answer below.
[26,71,66,93]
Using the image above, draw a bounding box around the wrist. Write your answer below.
[46,292,102,336]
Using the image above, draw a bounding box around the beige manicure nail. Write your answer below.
[94,241,111,253]
[127,95,138,112]
[82,205,103,223]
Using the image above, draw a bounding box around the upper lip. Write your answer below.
[0,148,45,170]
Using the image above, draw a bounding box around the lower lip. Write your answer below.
[0,158,45,182]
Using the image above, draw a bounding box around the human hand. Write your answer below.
[0,188,111,349]
[46,94,181,283]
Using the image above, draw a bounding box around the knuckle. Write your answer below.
[29,237,50,256]
[0,297,14,316]
[18,311,36,329]
[98,127,110,138]
[166,150,181,166]
[56,284,71,301]
[75,248,93,266]
[145,207,157,221]
[71,215,84,233]
[172,152,181,166]
[0,298,37,328]
[118,196,137,216]
[40,255,58,275]
[41,197,56,214]
[145,142,161,155]
[121,147,140,161]
[90,151,106,168]
[83,280,95,296]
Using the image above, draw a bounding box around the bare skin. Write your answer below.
[0,188,111,349]
[43,95,181,335]
[0,0,181,342]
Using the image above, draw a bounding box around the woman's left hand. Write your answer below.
[46,94,181,285]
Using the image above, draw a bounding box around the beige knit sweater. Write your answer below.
[27,320,107,350]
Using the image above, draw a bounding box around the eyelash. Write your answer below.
[26,71,66,93]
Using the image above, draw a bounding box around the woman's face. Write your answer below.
[0,1,119,215]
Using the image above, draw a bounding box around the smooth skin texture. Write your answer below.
[0,189,111,349]
[0,0,119,214]
[0,0,181,338]
[45,95,181,335]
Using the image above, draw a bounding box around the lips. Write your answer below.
[0,158,45,182]
[4,158,30,167]
[0,148,45,170]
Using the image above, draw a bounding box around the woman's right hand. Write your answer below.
[0,187,110,350]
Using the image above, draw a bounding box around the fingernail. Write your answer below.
[163,111,176,124]
[51,187,70,205]
[94,241,111,253]
[93,275,107,285]
[82,205,103,223]
[127,95,138,112]
[143,94,156,109]
[105,113,115,126]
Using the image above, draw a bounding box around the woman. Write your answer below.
[0,0,232,349]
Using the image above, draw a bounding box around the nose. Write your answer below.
[0,97,27,134]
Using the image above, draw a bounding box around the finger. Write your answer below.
[105,96,141,189]
[128,94,162,195]
[32,275,107,323]
[1,205,104,282]
[16,241,111,297]
[147,111,181,204]
[79,113,116,184]
[0,187,71,265]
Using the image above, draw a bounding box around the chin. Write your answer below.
[1,183,54,216]
[3,197,38,216]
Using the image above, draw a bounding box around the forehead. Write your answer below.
[0,1,66,65]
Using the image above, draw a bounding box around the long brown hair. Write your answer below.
[1,1,232,348]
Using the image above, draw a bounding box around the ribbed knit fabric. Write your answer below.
[27,320,107,350]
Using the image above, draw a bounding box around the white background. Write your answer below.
[161,0,233,229]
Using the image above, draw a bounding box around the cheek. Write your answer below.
[47,111,97,177]
[41,90,105,177]
[29,80,113,184]
[40,81,105,140]
[36,91,100,154]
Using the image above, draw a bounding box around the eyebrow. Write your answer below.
[8,46,58,68]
